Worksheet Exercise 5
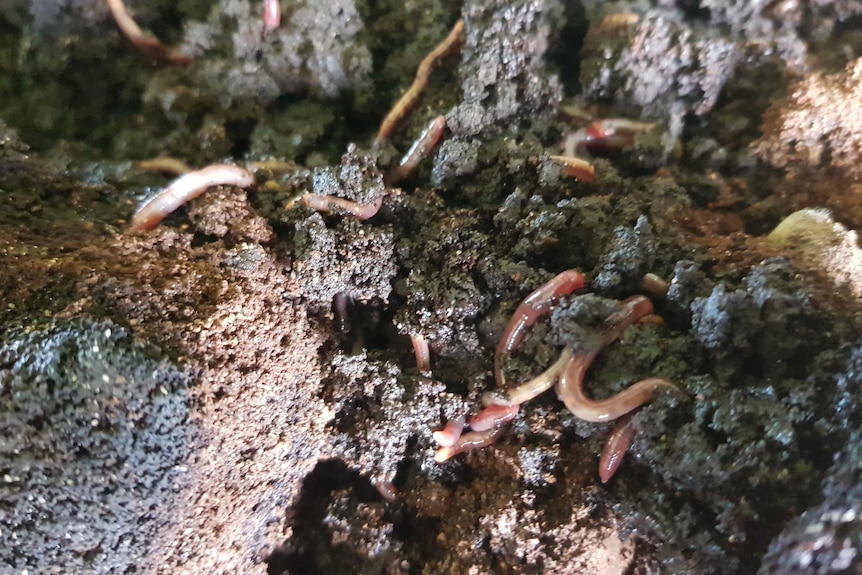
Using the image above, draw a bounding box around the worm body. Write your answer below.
[485,349,572,407]
[548,155,597,182]
[376,20,464,142]
[263,0,281,30]
[128,164,255,234]
[555,296,678,422]
[434,425,507,463]
[432,416,465,448]
[495,270,585,388]
[411,334,431,372]
[563,119,654,157]
[433,278,679,478]
[390,116,447,183]
[557,355,674,422]
[599,415,635,483]
[300,194,383,220]
[105,0,192,65]
[467,404,519,433]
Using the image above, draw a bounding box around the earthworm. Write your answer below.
[598,295,656,347]
[411,334,431,372]
[484,349,572,407]
[104,0,192,65]
[558,368,676,423]
[434,425,508,463]
[376,20,464,142]
[127,164,255,234]
[262,0,281,30]
[557,350,679,423]
[562,119,654,157]
[300,194,383,220]
[433,284,678,476]
[548,156,596,183]
[555,296,678,422]
[432,416,465,448]
[495,270,585,388]
[467,404,519,433]
[389,116,447,184]
[138,157,192,176]
[598,414,635,483]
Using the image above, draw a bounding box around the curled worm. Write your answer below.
[127,164,255,234]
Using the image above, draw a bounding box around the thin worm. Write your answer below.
[432,416,465,448]
[376,20,464,142]
[598,295,656,348]
[495,270,585,388]
[104,0,192,65]
[434,425,508,463]
[467,404,519,432]
[563,119,654,157]
[599,414,635,483]
[548,156,596,183]
[300,194,383,220]
[411,334,431,372]
[127,164,255,234]
[558,356,676,423]
[556,296,677,422]
[139,157,192,176]
[484,348,572,407]
[262,0,281,30]
[389,116,447,184]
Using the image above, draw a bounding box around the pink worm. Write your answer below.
[411,334,431,372]
[599,415,635,483]
[389,116,447,184]
[467,404,519,432]
[301,194,383,220]
[432,416,465,447]
[127,164,255,234]
[263,0,281,30]
[495,270,585,388]
[434,425,508,463]
[563,119,655,157]
[556,296,678,422]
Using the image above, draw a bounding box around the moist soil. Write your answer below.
[2,1,862,574]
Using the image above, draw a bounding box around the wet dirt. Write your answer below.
[1,1,862,574]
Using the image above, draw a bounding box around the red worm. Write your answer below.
[300,194,383,220]
[389,116,447,184]
[432,416,465,448]
[467,404,519,432]
[599,414,635,483]
[594,295,654,348]
[495,270,585,388]
[376,20,464,142]
[434,425,508,463]
[548,156,597,183]
[562,119,655,157]
[104,0,192,66]
[262,0,281,30]
[411,334,431,372]
[555,296,679,422]
[127,164,255,234]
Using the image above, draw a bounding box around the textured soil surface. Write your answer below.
[1,1,862,574]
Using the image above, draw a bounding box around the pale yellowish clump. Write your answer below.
[768,208,862,297]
